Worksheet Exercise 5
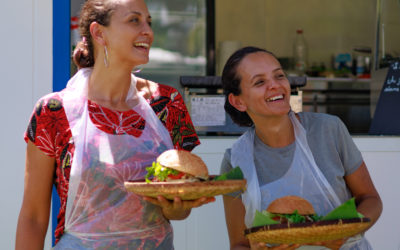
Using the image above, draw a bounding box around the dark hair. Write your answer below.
[221,46,275,127]
[72,0,118,68]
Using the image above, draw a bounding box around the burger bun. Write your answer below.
[267,195,315,215]
[157,149,209,180]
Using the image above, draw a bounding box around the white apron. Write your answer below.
[55,68,174,249]
[231,112,371,250]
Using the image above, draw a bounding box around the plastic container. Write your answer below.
[293,29,308,76]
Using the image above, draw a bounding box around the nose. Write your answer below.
[142,22,154,37]
[266,78,280,90]
[266,77,289,91]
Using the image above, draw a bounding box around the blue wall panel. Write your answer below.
[52,0,70,246]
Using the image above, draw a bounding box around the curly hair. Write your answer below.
[72,0,118,68]
[221,46,275,127]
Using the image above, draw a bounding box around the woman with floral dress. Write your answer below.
[15,0,214,249]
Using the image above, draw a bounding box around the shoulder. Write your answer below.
[220,148,233,174]
[25,91,69,155]
[136,77,180,98]
[153,82,184,106]
[30,91,67,123]
[297,112,342,132]
[137,78,199,151]
[136,77,184,107]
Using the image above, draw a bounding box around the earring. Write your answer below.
[104,45,109,67]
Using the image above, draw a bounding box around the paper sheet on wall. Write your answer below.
[290,91,303,113]
[190,96,226,126]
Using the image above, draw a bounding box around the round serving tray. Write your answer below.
[124,178,246,200]
[245,218,371,244]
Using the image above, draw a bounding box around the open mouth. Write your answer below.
[266,94,284,102]
[134,42,150,50]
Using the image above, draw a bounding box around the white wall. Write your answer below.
[0,0,52,249]
[358,138,400,250]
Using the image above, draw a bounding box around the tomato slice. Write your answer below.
[167,172,185,180]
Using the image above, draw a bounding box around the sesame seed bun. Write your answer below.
[156,149,209,180]
[267,195,315,215]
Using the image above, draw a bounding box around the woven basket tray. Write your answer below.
[124,178,246,200]
[245,218,371,244]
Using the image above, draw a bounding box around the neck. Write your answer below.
[87,63,135,110]
[254,114,295,148]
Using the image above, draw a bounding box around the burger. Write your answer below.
[257,195,322,226]
[145,149,209,183]
[247,196,370,244]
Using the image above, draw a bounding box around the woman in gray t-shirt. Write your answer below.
[220,46,382,250]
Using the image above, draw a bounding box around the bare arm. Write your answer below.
[16,141,55,250]
[311,161,382,249]
[344,161,382,230]
[223,195,251,249]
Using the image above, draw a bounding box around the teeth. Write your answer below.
[267,95,283,102]
[135,42,149,48]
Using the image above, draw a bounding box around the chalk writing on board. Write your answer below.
[383,61,400,92]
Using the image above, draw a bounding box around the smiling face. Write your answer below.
[229,51,291,122]
[102,0,154,67]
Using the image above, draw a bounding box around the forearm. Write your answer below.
[162,207,191,220]
[355,194,383,228]
[15,217,48,250]
[344,161,383,231]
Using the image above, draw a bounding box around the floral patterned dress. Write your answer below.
[24,83,199,244]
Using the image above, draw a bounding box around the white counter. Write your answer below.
[172,136,400,250]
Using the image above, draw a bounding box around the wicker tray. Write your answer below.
[124,178,246,200]
[245,218,370,244]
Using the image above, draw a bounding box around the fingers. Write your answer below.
[250,241,268,250]
[142,196,215,210]
[249,241,300,250]
[142,196,160,206]
[191,196,216,208]
[269,243,300,250]
[313,238,346,249]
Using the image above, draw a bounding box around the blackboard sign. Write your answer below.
[369,60,400,135]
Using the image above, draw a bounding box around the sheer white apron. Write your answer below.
[231,112,371,250]
[55,68,174,249]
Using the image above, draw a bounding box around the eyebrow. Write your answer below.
[250,68,283,81]
[126,11,152,19]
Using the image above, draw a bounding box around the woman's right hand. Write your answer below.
[250,241,300,250]
[143,195,216,220]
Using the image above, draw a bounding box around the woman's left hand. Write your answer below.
[250,241,300,250]
[143,195,216,220]
[312,238,347,250]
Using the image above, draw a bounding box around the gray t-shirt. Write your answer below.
[220,112,363,203]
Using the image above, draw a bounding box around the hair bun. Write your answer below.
[73,40,93,68]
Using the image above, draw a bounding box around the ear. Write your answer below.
[89,22,107,46]
[228,93,247,112]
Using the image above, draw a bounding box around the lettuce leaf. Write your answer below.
[321,197,364,221]
[145,162,180,183]
[251,197,363,227]
[214,166,244,181]
[252,210,279,227]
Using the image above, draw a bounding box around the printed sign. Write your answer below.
[190,96,226,126]
[369,60,400,135]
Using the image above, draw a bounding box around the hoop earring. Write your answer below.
[104,46,109,67]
